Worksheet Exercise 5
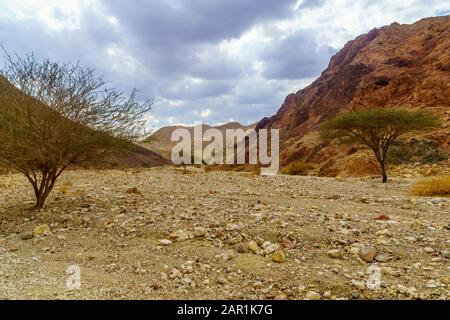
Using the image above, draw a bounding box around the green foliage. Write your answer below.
[388,139,448,165]
[321,109,440,142]
[281,161,315,176]
[320,108,440,183]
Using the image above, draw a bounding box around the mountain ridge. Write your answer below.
[142,122,256,160]
[257,15,449,176]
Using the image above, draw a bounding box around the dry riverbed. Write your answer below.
[0,167,449,300]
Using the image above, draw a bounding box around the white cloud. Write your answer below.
[1,0,448,128]
[199,109,212,118]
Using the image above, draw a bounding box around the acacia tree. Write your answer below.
[320,109,440,183]
[0,51,153,208]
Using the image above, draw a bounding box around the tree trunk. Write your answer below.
[35,194,48,209]
[33,170,58,209]
[371,148,388,184]
[381,161,388,184]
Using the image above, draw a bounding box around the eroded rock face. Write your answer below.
[257,16,450,176]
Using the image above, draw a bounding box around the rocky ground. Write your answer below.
[0,167,448,300]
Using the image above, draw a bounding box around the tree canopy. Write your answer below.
[0,50,153,208]
[321,108,440,183]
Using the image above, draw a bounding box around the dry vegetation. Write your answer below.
[280,162,315,176]
[411,175,450,197]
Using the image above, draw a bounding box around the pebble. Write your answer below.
[32,224,50,237]
[247,241,259,254]
[442,250,450,259]
[327,249,343,259]
[159,239,173,246]
[424,247,434,254]
[376,229,391,237]
[359,246,377,263]
[168,230,190,242]
[271,250,286,263]
[20,232,33,241]
[193,227,207,238]
[305,291,321,300]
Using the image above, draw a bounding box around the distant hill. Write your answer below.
[142,122,256,160]
[257,16,449,176]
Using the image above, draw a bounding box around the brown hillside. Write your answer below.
[143,122,256,160]
[257,16,449,176]
[0,76,169,169]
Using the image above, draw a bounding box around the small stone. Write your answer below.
[375,254,390,263]
[263,243,280,255]
[376,229,391,237]
[281,239,295,249]
[381,267,395,275]
[351,280,367,290]
[305,291,321,300]
[217,251,234,261]
[247,241,259,254]
[9,244,19,252]
[32,224,50,237]
[58,214,74,224]
[373,214,390,221]
[397,285,408,294]
[181,276,192,285]
[407,287,417,297]
[410,220,422,230]
[160,272,168,281]
[20,232,33,240]
[359,246,377,263]
[168,230,190,242]
[424,247,434,254]
[327,249,343,259]
[236,243,251,254]
[193,227,207,238]
[169,268,182,279]
[159,239,172,246]
[217,277,227,285]
[271,250,286,263]
[442,250,450,259]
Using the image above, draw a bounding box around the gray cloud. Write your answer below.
[101,0,296,44]
[0,0,447,128]
[262,30,336,80]
[298,0,326,9]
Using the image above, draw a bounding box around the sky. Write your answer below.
[0,0,449,129]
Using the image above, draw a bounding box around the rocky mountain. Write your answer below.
[257,16,449,176]
[143,122,256,160]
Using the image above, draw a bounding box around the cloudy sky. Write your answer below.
[0,0,449,129]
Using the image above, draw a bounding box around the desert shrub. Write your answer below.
[281,161,315,176]
[321,109,440,183]
[411,175,450,197]
[0,51,153,208]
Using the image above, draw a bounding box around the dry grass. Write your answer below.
[411,175,450,197]
[281,161,315,176]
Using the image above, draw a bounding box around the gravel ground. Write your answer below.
[0,167,448,300]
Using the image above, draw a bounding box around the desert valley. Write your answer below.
[0,3,449,303]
